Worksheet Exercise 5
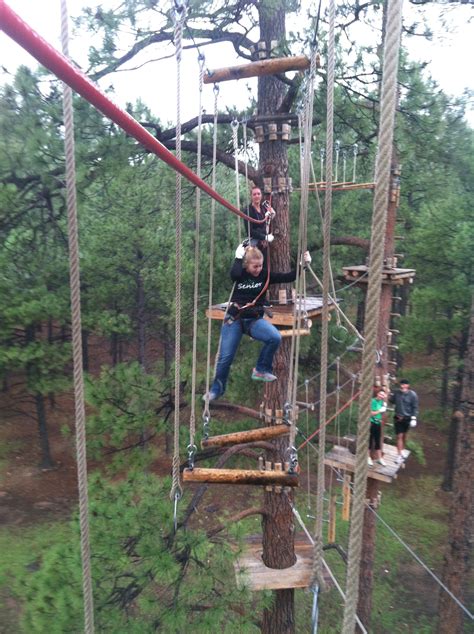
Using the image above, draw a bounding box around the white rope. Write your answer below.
[342,1,404,629]
[290,505,368,634]
[59,1,94,631]
[231,118,242,242]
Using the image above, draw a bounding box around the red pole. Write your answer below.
[298,391,360,450]
[0,0,248,220]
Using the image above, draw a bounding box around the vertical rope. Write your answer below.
[188,52,205,459]
[231,118,242,242]
[170,3,186,502]
[342,1,404,631]
[59,1,94,632]
[203,85,220,414]
[312,0,336,594]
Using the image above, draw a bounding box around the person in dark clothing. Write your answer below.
[205,244,311,401]
[389,379,419,463]
[368,387,387,467]
[245,186,276,249]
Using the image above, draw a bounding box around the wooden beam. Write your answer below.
[342,473,351,521]
[183,467,299,487]
[201,424,289,448]
[328,493,337,543]
[204,55,311,84]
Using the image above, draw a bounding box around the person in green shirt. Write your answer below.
[368,387,387,467]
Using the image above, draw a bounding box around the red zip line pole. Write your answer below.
[0,0,265,225]
[298,390,360,450]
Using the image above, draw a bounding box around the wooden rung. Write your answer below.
[201,424,289,448]
[183,467,299,487]
[203,55,311,84]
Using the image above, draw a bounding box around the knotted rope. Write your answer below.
[342,1,404,631]
[60,0,94,631]
[170,0,187,503]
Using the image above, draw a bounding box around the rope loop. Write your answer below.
[213,83,220,96]
[231,118,239,130]
[173,489,182,533]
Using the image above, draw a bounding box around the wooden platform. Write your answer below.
[206,296,336,327]
[342,265,415,286]
[234,533,332,591]
[324,443,409,484]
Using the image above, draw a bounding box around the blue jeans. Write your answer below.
[210,317,282,396]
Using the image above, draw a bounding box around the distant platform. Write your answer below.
[342,265,415,286]
[234,533,332,591]
[324,443,409,484]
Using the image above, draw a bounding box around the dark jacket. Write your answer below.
[389,389,418,418]
[229,258,296,318]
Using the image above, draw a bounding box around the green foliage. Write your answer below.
[16,473,262,633]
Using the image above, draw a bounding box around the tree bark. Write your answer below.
[35,391,55,469]
[356,478,379,631]
[255,3,296,633]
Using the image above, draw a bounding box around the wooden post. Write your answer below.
[342,473,351,521]
[203,55,311,84]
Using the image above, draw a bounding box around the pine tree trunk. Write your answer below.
[437,297,473,633]
[257,2,296,632]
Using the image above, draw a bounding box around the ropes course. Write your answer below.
[3,1,464,632]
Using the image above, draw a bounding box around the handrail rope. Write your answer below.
[287,48,317,439]
[231,118,242,242]
[297,349,355,390]
[297,376,355,413]
[335,270,369,294]
[290,504,368,634]
[59,1,94,631]
[300,429,474,621]
[203,85,220,418]
[287,86,314,456]
[242,120,251,242]
[188,52,206,464]
[0,5,269,227]
[312,0,336,593]
[342,1,404,631]
[297,389,361,450]
[170,1,186,503]
[306,264,364,342]
[308,153,341,328]
[323,459,474,622]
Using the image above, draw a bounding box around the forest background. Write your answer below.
[0,0,473,632]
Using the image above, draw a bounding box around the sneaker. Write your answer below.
[251,368,277,382]
[367,456,374,467]
[377,458,387,467]
[401,449,409,459]
[396,454,404,464]
[202,391,220,402]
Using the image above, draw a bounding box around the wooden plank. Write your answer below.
[204,55,311,84]
[234,533,332,591]
[201,424,289,448]
[328,494,337,543]
[183,467,299,486]
[323,444,407,484]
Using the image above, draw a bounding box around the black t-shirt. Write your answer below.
[229,258,296,318]
[246,204,267,242]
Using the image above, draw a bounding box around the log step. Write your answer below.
[183,467,299,487]
[201,424,289,449]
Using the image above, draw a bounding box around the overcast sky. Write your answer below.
[1,0,472,126]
